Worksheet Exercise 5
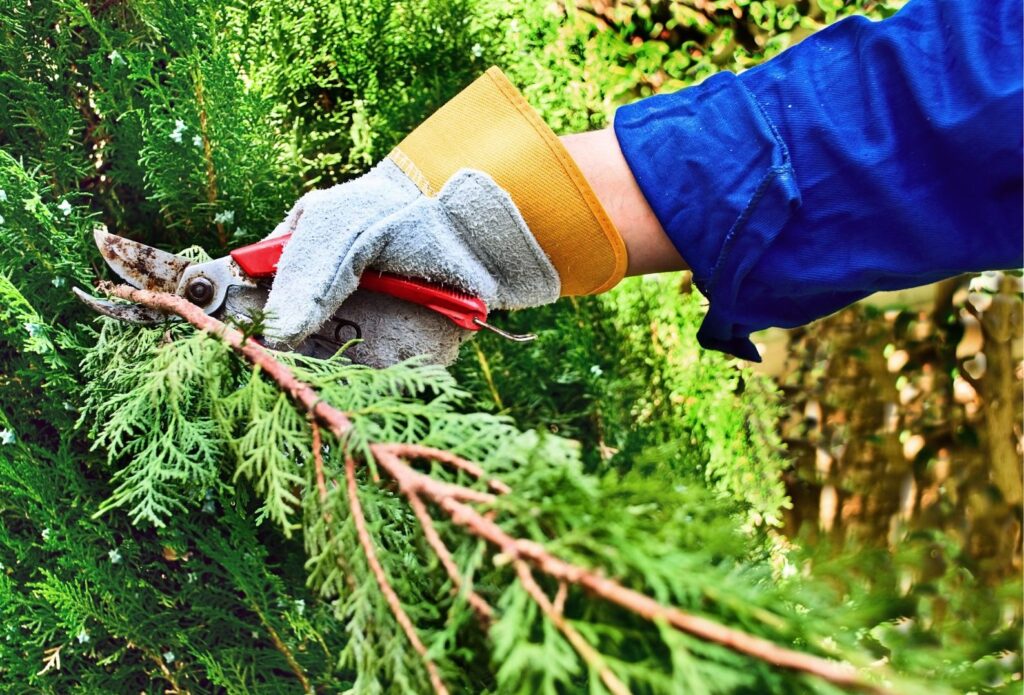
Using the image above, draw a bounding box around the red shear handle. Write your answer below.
[230,234,291,277]
[230,234,489,331]
[359,272,487,331]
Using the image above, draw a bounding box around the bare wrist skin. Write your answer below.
[560,128,687,277]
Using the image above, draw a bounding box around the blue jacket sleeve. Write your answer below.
[613,0,1023,361]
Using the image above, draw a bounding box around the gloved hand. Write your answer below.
[263,68,628,366]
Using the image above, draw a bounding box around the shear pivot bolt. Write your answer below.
[185,278,214,306]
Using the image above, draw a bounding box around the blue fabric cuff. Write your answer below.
[613,71,800,362]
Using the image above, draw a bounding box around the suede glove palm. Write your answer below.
[264,68,628,366]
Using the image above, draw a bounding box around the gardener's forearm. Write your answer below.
[609,0,1022,361]
[560,128,686,277]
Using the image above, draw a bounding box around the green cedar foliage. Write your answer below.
[231,0,490,187]
[76,284,1016,692]
[80,320,900,694]
[453,276,791,527]
[0,0,295,253]
[490,0,908,132]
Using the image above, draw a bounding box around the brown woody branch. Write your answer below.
[381,443,511,495]
[310,419,329,505]
[100,284,888,694]
[372,446,882,694]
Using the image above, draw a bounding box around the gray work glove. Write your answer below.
[263,68,630,367]
[263,159,560,366]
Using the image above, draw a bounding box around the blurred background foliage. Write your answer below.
[1,0,1020,690]
[775,274,1022,583]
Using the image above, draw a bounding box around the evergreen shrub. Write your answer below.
[0,0,1017,692]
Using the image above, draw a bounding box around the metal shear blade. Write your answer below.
[93,228,191,293]
[72,287,172,324]
[81,229,263,326]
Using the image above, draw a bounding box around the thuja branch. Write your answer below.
[250,603,313,695]
[514,559,628,695]
[371,446,885,694]
[98,283,888,694]
[406,490,495,626]
[98,283,353,439]
[344,455,448,695]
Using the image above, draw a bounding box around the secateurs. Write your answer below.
[75,230,534,364]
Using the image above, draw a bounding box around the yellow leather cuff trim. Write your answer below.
[389,67,627,296]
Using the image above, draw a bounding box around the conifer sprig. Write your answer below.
[90,281,893,695]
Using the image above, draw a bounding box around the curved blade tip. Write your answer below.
[92,230,191,292]
[73,286,170,325]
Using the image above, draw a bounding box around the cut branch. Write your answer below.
[376,447,881,693]
[370,446,884,692]
[100,284,891,694]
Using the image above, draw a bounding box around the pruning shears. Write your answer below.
[75,230,534,356]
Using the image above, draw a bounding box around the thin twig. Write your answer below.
[308,420,359,593]
[370,445,498,506]
[344,455,448,695]
[193,67,225,247]
[36,644,63,676]
[251,603,313,694]
[472,341,504,410]
[383,443,510,495]
[406,491,494,626]
[553,581,568,616]
[420,479,497,505]
[514,560,629,695]
[310,418,329,505]
[142,646,188,695]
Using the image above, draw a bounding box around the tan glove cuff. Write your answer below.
[388,67,627,296]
